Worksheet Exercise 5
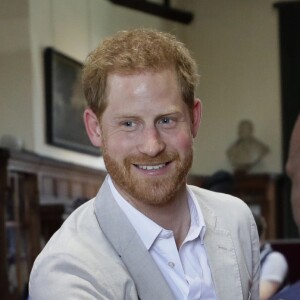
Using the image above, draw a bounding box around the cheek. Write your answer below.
[167,130,193,153]
[103,132,136,157]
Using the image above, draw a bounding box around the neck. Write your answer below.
[133,186,191,248]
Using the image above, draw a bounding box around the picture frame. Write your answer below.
[44,47,100,156]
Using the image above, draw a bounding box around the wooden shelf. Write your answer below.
[0,147,106,299]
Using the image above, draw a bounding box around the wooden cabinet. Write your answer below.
[0,148,106,299]
[232,173,283,239]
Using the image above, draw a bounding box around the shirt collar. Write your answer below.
[108,176,206,250]
[186,185,206,244]
[108,176,161,250]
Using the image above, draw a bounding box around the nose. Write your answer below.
[137,126,166,157]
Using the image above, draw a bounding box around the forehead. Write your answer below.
[106,68,179,90]
[104,69,183,112]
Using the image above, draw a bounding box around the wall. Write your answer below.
[0,0,34,150]
[186,0,282,175]
[1,0,284,176]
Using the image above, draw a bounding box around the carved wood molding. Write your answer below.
[108,0,194,24]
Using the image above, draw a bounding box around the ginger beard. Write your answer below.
[102,145,193,206]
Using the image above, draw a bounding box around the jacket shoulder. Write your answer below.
[29,199,138,299]
[188,185,251,214]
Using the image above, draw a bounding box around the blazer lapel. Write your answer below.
[199,201,244,300]
[94,178,175,300]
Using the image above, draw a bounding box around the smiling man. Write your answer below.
[29,28,260,300]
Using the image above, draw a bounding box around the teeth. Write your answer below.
[138,164,166,170]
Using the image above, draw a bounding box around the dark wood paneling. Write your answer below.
[0,148,106,299]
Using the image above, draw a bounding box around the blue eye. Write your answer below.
[120,120,138,130]
[157,116,177,129]
[160,117,171,124]
[159,117,175,126]
[123,121,134,127]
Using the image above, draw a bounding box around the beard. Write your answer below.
[102,146,193,206]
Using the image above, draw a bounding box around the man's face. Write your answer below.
[286,116,300,232]
[99,68,200,207]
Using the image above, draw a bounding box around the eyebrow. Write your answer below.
[111,106,183,121]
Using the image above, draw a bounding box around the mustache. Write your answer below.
[124,151,179,165]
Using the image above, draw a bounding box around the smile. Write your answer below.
[136,163,167,170]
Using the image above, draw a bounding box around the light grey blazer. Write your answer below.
[29,177,260,300]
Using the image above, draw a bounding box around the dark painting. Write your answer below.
[44,47,100,156]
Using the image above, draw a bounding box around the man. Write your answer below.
[286,114,300,233]
[29,28,260,300]
[253,214,288,300]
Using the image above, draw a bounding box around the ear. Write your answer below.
[83,108,103,147]
[191,98,202,138]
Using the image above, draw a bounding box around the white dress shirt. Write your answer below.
[108,176,216,300]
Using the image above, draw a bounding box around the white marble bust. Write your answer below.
[227,120,269,172]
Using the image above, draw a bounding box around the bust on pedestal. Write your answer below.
[227,120,269,173]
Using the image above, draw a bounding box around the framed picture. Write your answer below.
[44,47,100,156]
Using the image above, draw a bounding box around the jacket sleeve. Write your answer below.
[249,212,261,300]
[29,252,138,300]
